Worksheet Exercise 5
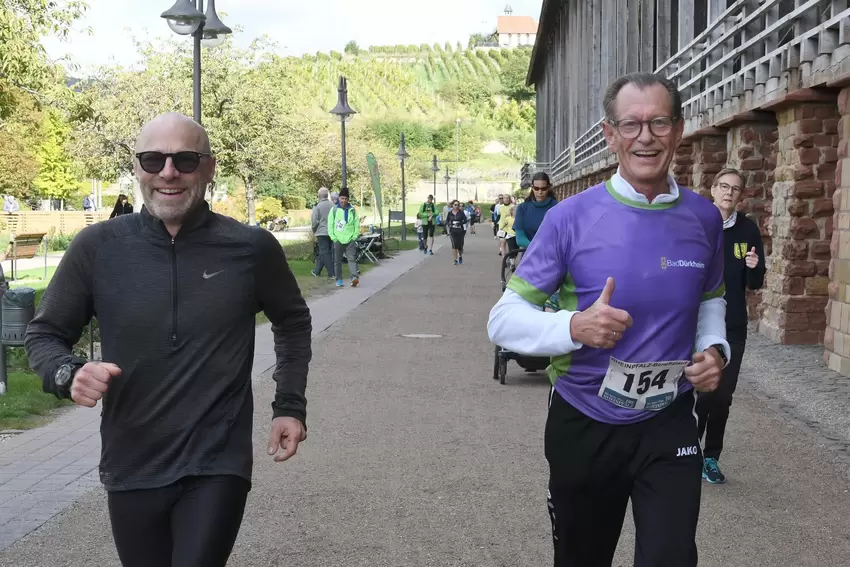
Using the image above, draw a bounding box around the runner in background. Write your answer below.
[498,204,517,270]
[445,199,468,265]
[417,195,438,255]
[697,167,765,484]
[514,173,558,248]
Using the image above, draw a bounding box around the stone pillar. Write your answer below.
[671,139,695,187]
[760,102,838,345]
[726,122,779,321]
[825,88,850,374]
[690,134,728,199]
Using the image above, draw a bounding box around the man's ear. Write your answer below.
[601,121,617,152]
[204,155,217,184]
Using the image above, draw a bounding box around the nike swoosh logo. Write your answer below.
[203,270,225,280]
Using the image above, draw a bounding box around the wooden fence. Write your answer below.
[0,209,316,236]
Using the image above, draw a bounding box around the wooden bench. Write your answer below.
[7,232,47,280]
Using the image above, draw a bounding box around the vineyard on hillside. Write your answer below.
[288,45,536,160]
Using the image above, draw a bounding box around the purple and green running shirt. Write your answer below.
[506,179,725,424]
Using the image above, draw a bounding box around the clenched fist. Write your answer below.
[71,362,122,407]
[683,349,723,392]
[570,277,633,349]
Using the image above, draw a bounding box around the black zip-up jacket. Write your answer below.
[722,213,765,341]
[25,203,312,491]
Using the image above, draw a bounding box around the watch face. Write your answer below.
[55,364,74,387]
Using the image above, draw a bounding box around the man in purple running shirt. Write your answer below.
[488,73,730,567]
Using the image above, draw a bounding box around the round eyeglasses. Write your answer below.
[608,117,677,139]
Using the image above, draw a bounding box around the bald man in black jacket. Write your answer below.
[25,112,312,567]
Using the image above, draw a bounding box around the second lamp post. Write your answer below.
[397,134,410,241]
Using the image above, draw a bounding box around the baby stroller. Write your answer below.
[492,247,552,384]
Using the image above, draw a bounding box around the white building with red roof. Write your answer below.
[496,4,538,48]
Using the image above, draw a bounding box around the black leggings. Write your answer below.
[696,339,746,460]
[107,475,250,567]
[449,229,465,253]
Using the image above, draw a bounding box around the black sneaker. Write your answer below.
[702,458,726,484]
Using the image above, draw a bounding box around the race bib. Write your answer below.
[336,220,345,231]
[598,357,688,411]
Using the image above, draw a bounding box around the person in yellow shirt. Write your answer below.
[498,204,517,268]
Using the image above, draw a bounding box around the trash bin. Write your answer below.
[1,287,35,347]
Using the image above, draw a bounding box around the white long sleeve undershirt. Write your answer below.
[487,289,731,367]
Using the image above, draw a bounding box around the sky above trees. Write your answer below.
[41,0,543,73]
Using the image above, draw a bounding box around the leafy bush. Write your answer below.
[46,229,77,251]
[366,120,434,149]
[281,195,307,210]
[255,197,285,223]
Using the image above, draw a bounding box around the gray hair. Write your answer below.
[330,191,339,202]
[603,73,683,122]
[318,187,329,199]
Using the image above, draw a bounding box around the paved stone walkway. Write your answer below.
[0,241,443,553]
[738,331,850,472]
[0,232,848,566]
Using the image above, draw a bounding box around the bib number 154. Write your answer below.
[598,357,688,412]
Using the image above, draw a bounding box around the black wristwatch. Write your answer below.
[710,344,728,367]
[54,362,84,394]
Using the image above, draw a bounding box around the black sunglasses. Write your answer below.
[135,151,211,174]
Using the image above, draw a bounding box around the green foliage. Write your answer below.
[468,32,497,49]
[255,196,285,223]
[344,41,360,56]
[365,120,434,149]
[498,48,535,101]
[281,195,306,210]
[46,229,76,251]
[0,88,41,198]
[0,0,88,118]
[33,108,78,200]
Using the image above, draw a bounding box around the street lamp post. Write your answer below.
[397,133,410,241]
[329,76,356,189]
[455,118,460,200]
[431,155,440,198]
[444,168,451,205]
[161,0,232,124]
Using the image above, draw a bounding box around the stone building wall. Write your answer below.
[825,88,850,374]
[759,103,838,345]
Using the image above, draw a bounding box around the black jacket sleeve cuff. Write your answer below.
[271,401,307,430]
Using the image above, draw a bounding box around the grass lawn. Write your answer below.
[0,370,72,431]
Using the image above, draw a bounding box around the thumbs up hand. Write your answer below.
[745,246,759,269]
[569,277,634,349]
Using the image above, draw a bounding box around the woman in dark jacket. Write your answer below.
[514,172,558,247]
[445,200,468,266]
[109,194,133,219]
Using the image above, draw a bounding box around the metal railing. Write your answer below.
[547,0,850,185]
[520,161,552,187]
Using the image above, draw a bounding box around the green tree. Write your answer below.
[344,41,360,56]
[0,89,41,198]
[499,50,535,101]
[33,108,79,202]
[0,0,88,119]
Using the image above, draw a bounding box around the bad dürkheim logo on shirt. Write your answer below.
[660,257,705,270]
